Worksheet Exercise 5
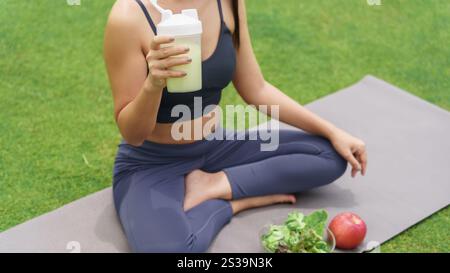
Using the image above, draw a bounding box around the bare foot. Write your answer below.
[230,194,296,215]
[183,169,232,211]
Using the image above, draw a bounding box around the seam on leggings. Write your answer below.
[290,142,323,155]
[125,201,139,252]
[231,141,324,168]
[193,204,231,237]
[125,173,185,251]
[124,171,142,252]
[222,168,248,199]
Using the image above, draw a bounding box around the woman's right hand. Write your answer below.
[145,35,192,90]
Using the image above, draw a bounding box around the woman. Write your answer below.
[104,0,367,253]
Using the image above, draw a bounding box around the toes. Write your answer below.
[275,194,296,204]
[288,195,296,204]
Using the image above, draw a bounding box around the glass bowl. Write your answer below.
[258,216,336,253]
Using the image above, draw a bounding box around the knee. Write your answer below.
[333,152,348,180]
[325,148,348,183]
[316,140,348,183]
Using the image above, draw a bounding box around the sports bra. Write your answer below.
[134,0,237,123]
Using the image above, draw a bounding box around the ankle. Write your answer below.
[216,171,233,200]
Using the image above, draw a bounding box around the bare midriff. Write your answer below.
[144,105,220,144]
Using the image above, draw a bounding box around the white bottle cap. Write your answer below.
[157,9,202,36]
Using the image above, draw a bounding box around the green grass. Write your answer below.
[0,0,449,252]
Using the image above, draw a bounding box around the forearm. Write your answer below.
[117,79,163,146]
[245,81,340,139]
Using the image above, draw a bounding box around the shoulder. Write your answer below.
[105,0,143,36]
[105,0,149,51]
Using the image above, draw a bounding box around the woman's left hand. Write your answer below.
[329,129,368,178]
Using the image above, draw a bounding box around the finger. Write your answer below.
[357,149,368,176]
[148,61,169,71]
[163,56,192,68]
[355,153,364,176]
[344,152,361,178]
[351,166,358,178]
[155,45,190,60]
[150,56,191,70]
[150,35,175,50]
[149,69,186,81]
[148,69,165,81]
[160,69,187,78]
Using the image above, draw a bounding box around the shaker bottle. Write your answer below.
[150,0,203,93]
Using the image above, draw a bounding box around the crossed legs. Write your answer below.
[114,129,347,253]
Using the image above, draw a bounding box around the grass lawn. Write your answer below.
[0,0,449,252]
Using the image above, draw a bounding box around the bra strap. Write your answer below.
[134,0,157,35]
[135,0,223,34]
[217,0,224,23]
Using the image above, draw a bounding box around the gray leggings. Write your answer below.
[112,127,347,252]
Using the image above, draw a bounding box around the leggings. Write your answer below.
[112,127,347,253]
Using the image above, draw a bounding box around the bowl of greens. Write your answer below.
[259,209,335,253]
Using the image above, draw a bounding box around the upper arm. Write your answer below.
[231,0,266,101]
[104,1,149,122]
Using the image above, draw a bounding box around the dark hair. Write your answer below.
[231,0,240,49]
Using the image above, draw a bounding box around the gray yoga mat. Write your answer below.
[0,75,449,253]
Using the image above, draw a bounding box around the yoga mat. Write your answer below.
[208,75,450,252]
[0,75,449,252]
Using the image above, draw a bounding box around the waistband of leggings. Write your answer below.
[119,125,227,152]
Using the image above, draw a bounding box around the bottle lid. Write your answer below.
[157,9,203,36]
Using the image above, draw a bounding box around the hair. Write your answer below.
[231,0,240,49]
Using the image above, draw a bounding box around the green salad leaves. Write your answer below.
[261,209,330,253]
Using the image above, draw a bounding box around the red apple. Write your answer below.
[328,212,367,250]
